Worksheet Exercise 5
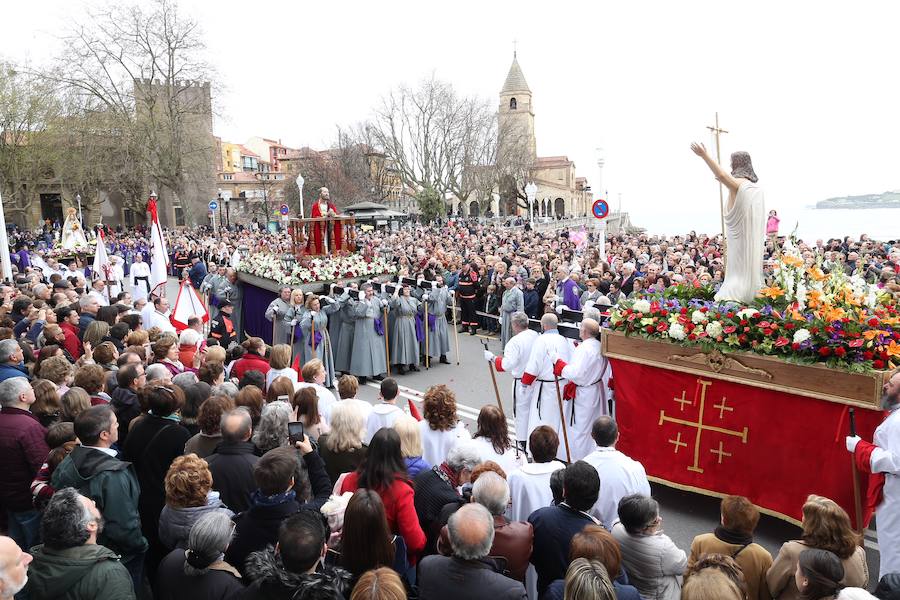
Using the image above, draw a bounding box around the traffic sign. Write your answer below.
[591,198,609,219]
[208,200,219,211]
[280,204,290,216]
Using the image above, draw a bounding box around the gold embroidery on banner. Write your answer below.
[666,350,773,379]
[659,378,749,473]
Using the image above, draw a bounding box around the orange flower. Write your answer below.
[807,290,824,309]
[885,341,900,359]
[759,286,785,299]
[818,304,846,322]
[864,329,892,341]
[806,266,827,282]
[782,255,804,268]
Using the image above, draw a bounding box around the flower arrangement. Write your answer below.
[238,253,396,286]
[609,237,899,372]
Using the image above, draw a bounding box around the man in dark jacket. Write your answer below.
[52,405,147,592]
[413,444,481,556]
[207,408,259,513]
[26,487,134,600]
[419,503,526,600]
[528,460,601,596]
[78,294,100,339]
[109,364,146,448]
[0,376,48,551]
[188,257,208,290]
[226,442,331,575]
[240,509,351,600]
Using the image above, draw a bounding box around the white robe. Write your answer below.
[130,261,152,301]
[60,215,88,250]
[365,402,408,444]
[143,306,175,334]
[582,446,651,530]
[469,435,525,475]
[715,180,766,304]
[87,289,109,307]
[871,407,900,578]
[523,330,573,461]
[108,258,125,299]
[560,337,607,461]
[419,420,471,467]
[497,328,539,442]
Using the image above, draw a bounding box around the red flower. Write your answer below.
[738,334,748,344]
[819,347,832,357]
[759,321,771,329]
[849,339,865,348]
[680,307,688,315]
[874,360,886,369]
[869,317,880,327]
[834,347,847,358]
[792,343,801,351]
[726,312,735,318]
[724,326,737,334]
[688,333,697,341]
[863,351,875,360]
[700,307,708,313]
[659,310,669,317]
[740,319,749,326]
[784,322,795,330]
[656,323,669,333]
[810,327,820,334]
[775,337,790,347]
[646,325,655,334]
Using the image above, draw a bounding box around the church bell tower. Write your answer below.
[498,52,536,160]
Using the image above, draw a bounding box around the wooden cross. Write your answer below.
[513,39,518,58]
[706,112,729,246]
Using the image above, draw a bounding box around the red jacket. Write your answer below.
[60,321,83,359]
[0,407,49,511]
[340,471,426,560]
[231,352,271,382]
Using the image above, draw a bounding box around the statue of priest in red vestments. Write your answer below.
[306,187,342,255]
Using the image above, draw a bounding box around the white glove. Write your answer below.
[330,283,336,291]
[584,300,595,309]
[290,319,298,327]
[423,293,430,301]
[846,435,861,453]
[310,311,318,316]
[381,299,389,307]
[484,350,495,362]
[555,305,565,315]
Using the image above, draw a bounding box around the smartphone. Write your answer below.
[277,395,290,402]
[288,421,305,444]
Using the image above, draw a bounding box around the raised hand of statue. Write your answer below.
[690,142,708,157]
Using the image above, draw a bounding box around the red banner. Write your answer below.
[610,358,884,527]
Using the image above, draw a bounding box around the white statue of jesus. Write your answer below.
[691,143,765,304]
[60,207,89,250]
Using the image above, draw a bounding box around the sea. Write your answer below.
[627,206,900,243]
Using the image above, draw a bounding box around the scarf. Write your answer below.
[251,489,297,508]
[714,526,753,546]
[437,463,460,490]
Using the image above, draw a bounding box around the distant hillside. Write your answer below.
[817,191,900,209]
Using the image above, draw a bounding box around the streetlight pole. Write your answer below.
[525,181,537,226]
[295,173,305,219]
[75,193,83,226]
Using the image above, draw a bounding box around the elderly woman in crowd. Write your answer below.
[154,335,191,377]
[252,400,292,454]
[265,344,297,389]
[156,510,245,600]
[184,396,235,458]
[418,384,470,466]
[766,495,868,599]
[158,453,234,551]
[612,494,687,600]
[37,354,73,396]
[318,402,368,485]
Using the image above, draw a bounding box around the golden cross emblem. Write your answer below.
[658,378,748,473]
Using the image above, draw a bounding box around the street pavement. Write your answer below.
[168,277,880,580]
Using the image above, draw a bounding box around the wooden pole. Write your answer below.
[553,374,572,463]
[707,112,729,262]
[271,313,277,347]
[482,340,503,415]
[424,298,430,370]
[383,305,391,376]
[849,408,864,536]
[451,293,461,366]
[310,312,316,356]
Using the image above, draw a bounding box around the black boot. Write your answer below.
[409,363,420,372]
[397,365,407,375]
[358,376,367,385]
[440,355,449,364]
[469,326,477,335]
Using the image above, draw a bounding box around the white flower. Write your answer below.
[792,329,811,344]
[705,321,724,338]
[737,308,759,320]
[691,310,707,324]
[632,299,651,314]
[669,323,686,341]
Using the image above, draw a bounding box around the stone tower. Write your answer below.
[498,53,536,160]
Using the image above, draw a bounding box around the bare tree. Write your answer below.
[45,0,216,225]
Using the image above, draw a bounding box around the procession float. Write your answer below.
[603,235,894,528]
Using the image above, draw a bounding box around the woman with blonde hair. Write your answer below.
[37,354,74,396]
[350,567,407,600]
[318,402,367,485]
[767,494,868,599]
[30,378,61,427]
[126,329,150,347]
[83,320,110,350]
[59,387,91,422]
[394,415,430,478]
[563,558,616,600]
[682,566,744,600]
[158,453,233,551]
[418,384,469,466]
[265,343,298,388]
[296,358,335,424]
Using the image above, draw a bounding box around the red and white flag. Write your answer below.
[170,278,209,331]
[148,195,169,297]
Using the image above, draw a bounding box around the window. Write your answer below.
[174,206,185,227]
[509,97,517,110]
[222,174,233,181]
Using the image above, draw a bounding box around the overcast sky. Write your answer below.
[4,0,900,235]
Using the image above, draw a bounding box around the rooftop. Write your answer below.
[501,54,531,94]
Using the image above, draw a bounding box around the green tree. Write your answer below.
[415,186,444,222]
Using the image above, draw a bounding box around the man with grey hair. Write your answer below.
[145,362,172,386]
[206,408,258,513]
[499,277,524,349]
[438,472,534,583]
[0,376,47,553]
[25,488,134,599]
[419,503,526,600]
[484,311,539,451]
[413,444,482,555]
[210,381,238,399]
[78,294,99,338]
[0,535,31,599]
[0,339,29,382]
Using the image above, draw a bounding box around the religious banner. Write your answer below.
[610,358,884,528]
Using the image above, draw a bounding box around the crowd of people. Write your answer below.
[0,217,897,600]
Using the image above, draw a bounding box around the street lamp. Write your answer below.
[238,245,250,261]
[75,193,83,226]
[280,253,296,275]
[525,181,537,225]
[295,172,305,219]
